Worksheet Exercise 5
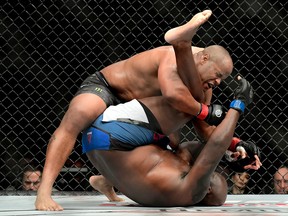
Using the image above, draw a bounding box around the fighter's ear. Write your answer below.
[201,53,209,64]
[207,186,212,194]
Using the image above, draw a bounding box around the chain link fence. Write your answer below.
[1,0,287,194]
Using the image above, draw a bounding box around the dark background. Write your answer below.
[1,0,287,193]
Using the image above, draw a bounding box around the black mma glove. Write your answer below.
[196,103,226,126]
[230,77,254,113]
[225,137,261,172]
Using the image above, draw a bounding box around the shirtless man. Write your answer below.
[85,76,259,206]
[36,10,234,210]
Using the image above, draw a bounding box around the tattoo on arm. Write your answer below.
[49,134,56,144]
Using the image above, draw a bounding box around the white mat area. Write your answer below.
[0,194,288,216]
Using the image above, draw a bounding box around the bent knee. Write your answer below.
[62,102,105,133]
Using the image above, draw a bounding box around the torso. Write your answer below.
[102,97,191,135]
[101,46,204,99]
[101,46,171,100]
[87,145,196,206]
[138,97,192,135]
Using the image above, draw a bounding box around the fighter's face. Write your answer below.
[197,172,227,206]
[199,62,230,92]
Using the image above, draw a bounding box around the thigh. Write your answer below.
[61,72,123,133]
[61,93,108,134]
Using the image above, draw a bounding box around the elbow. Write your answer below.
[164,91,186,110]
[163,85,204,105]
[162,86,200,115]
[162,86,177,99]
[163,86,192,105]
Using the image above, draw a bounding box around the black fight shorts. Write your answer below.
[74,72,122,106]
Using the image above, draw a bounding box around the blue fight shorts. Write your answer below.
[82,115,170,153]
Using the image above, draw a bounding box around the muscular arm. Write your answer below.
[191,88,215,141]
[157,49,203,116]
[192,119,216,143]
[183,109,240,203]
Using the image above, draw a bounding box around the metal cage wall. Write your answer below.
[1,0,287,194]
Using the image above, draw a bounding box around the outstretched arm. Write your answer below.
[185,109,240,203]
[182,77,254,203]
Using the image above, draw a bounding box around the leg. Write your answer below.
[89,175,124,202]
[164,10,212,44]
[35,94,107,211]
[165,10,212,103]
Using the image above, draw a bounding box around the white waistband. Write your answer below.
[102,99,149,123]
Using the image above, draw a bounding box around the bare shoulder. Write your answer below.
[192,46,204,53]
[127,46,174,69]
[135,46,172,58]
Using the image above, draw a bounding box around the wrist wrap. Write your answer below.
[230,99,245,113]
[196,104,208,120]
[228,137,241,151]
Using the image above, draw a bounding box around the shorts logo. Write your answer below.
[94,87,103,92]
[87,132,92,144]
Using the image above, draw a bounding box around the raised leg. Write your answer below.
[164,10,212,45]
[164,10,212,102]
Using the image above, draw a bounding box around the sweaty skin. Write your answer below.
[87,11,232,204]
[89,76,261,205]
[87,108,241,207]
[35,10,233,211]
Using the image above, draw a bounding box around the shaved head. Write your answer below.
[204,45,234,78]
[197,172,228,206]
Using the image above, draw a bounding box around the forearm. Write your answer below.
[192,119,216,142]
[158,50,205,116]
[165,86,202,116]
[165,87,224,126]
[196,109,240,171]
[184,109,240,192]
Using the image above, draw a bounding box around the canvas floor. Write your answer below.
[0,193,288,216]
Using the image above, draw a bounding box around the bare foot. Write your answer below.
[35,192,63,211]
[89,175,124,202]
[164,10,212,45]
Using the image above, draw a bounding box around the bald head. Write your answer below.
[198,172,228,206]
[204,45,234,78]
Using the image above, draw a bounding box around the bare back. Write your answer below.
[88,109,240,207]
[139,96,193,135]
[101,46,174,100]
[86,144,201,207]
